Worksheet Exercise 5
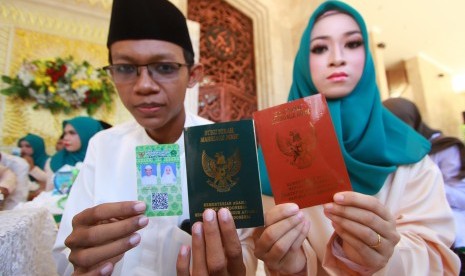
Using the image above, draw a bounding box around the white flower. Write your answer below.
[18,63,36,86]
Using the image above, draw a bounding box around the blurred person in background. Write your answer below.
[0,164,17,210]
[384,97,465,270]
[55,133,65,152]
[0,152,29,209]
[47,116,103,191]
[18,133,50,198]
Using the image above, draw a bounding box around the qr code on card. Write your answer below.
[152,192,169,210]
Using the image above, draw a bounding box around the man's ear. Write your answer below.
[187,63,204,88]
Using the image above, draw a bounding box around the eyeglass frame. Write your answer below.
[102,62,192,84]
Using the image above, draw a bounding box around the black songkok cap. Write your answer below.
[107,0,194,57]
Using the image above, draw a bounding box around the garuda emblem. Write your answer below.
[276,122,316,169]
[202,149,241,192]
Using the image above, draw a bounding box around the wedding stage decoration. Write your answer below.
[1,56,115,115]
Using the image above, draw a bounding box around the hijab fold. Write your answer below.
[284,0,431,195]
[50,117,103,172]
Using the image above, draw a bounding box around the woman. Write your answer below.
[18,133,50,191]
[254,1,460,275]
[161,164,177,185]
[383,97,465,184]
[47,116,103,191]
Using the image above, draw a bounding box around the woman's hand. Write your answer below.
[253,203,310,275]
[22,155,35,171]
[323,192,400,272]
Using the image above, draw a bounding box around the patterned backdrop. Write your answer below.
[1,28,119,153]
[188,0,257,121]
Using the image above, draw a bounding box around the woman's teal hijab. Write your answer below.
[18,133,49,169]
[263,0,430,195]
[50,116,103,172]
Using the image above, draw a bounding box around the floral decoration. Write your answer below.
[0,56,115,115]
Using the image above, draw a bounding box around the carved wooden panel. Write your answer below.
[199,83,256,122]
[188,0,257,122]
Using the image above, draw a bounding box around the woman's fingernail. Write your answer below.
[134,202,146,212]
[324,203,334,210]
[129,233,141,246]
[334,194,344,202]
[285,204,299,215]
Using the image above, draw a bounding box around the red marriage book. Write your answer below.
[253,94,352,208]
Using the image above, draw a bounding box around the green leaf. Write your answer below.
[0,87,18,96]
[1,75,14,84]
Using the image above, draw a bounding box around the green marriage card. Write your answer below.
[135,144,182,217]
[184,120,264,229]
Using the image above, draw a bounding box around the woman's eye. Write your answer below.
[310,45,327,54]
[346,40,363,49]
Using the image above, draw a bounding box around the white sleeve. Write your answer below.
[0,153,30,208]
[0,165,17,193]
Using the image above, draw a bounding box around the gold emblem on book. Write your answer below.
[276,123,316,169]
[202,149,241,192]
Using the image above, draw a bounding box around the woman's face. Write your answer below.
[309,12,365,99]
[19,140,33,156]
[63,124,81,152]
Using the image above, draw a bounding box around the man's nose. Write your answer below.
[133,67,161,94]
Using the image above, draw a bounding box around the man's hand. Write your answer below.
[176,208,246,276]
[65,201,149,275]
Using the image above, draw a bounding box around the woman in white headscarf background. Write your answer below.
[161,164,177,185]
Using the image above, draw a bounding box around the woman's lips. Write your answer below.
[327,72,348,81]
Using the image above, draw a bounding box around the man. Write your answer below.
[141,165,157,186]
[52,0,256,275]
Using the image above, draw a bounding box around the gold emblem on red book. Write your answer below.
[202,149,241,192]
[275,122,316,169]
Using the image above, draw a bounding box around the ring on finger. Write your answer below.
[369,233,381,248]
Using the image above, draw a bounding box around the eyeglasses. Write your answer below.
[103,62,189,84]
